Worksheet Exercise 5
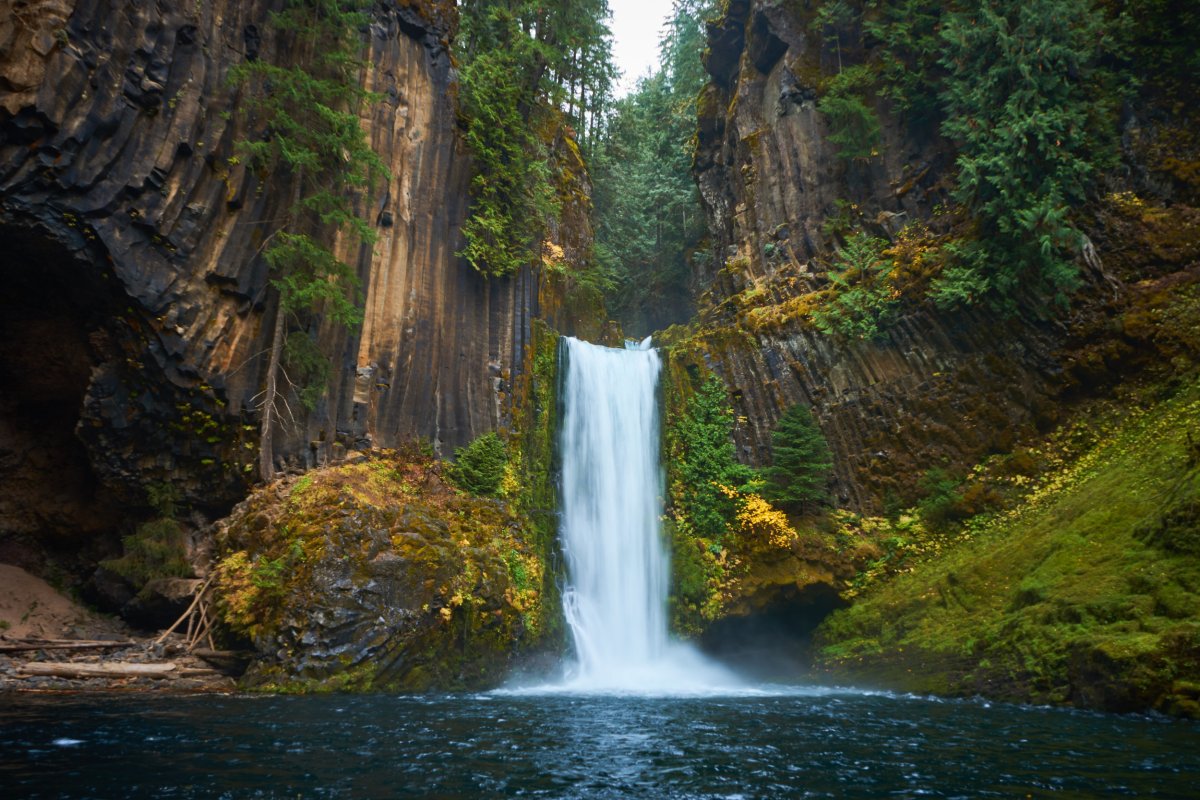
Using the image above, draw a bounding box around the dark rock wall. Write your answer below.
[688,0,1167,511]
[0,0,549,524]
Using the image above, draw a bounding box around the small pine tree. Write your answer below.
[449,432,509,497]
[812,231,895,338]
[761,404,833,510]
[817,65,881,161]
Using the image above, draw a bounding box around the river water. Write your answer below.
[2,689,1198,798]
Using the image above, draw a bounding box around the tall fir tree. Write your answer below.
[761,404,833,510]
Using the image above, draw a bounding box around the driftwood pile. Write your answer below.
[2,579,249,690]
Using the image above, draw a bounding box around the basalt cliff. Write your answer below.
[0,0,591,575]
[674,0,1200,715]
[681,0,1199,511]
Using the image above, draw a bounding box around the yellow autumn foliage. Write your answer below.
[736,492,798,550]
[716,484,798,552]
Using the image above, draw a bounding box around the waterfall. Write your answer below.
[558,336,737,693]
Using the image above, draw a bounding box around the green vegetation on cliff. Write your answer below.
[455,0,615,278]
[667,375,757,542]
[231,0,386,481]
[932,0,1120,309]
[779,0,1149,316]
[662,364,846,635]
[815,379,1200,717]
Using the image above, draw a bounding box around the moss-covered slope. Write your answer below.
[814,379,1200,717]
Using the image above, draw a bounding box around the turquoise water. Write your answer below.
[2,687,1198,798]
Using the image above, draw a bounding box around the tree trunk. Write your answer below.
[18,662,179,679]
[258,302,286,482]
[258,166,304,483]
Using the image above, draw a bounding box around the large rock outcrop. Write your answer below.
[687,0,1200,511]
[0,0,582,574]
[213,451,550,691]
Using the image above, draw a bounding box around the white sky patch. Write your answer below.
[608,0,676,96]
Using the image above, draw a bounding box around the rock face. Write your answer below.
[688,0,1198,511]
[0,1,578,571]
[213,452,549,691]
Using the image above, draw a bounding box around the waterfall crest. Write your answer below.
[558,336,737,693]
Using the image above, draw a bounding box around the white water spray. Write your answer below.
[557,336,738,693]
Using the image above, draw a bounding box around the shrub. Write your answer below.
[812,232,896,339]
[101,518,192,588]
[449,432,509,497]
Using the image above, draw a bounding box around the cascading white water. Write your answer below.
[558,336,738,693]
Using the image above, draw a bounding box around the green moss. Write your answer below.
[214,446,553,691]
[814,378,1200,715]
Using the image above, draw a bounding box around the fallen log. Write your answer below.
[17,662,178,679]
[0,640,138,653]
[190,647,252,677]
[191,648,253,661]
[178,667,223,678]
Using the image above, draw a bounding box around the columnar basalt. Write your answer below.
[689,0,1199,511]
[0,1,580,574]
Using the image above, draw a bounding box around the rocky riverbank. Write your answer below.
[0,564,235,693]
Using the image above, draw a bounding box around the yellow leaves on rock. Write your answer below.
[735,492,798,551]
[541,240,566,273]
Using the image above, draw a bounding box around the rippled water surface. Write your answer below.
[2,687,1198,798]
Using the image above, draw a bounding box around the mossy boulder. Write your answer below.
[212,449,548,692]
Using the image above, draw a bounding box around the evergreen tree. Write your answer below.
[668,375,756,541]
[933,0,1116,309]
[817,65,881,160]
[232,0,386,481]
[761,404,833,510]
[864,0,958,125]
[812,232,895,339]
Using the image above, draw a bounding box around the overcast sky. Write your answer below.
[608,0,676,96]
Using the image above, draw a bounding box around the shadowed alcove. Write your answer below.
[0,224,124,581]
